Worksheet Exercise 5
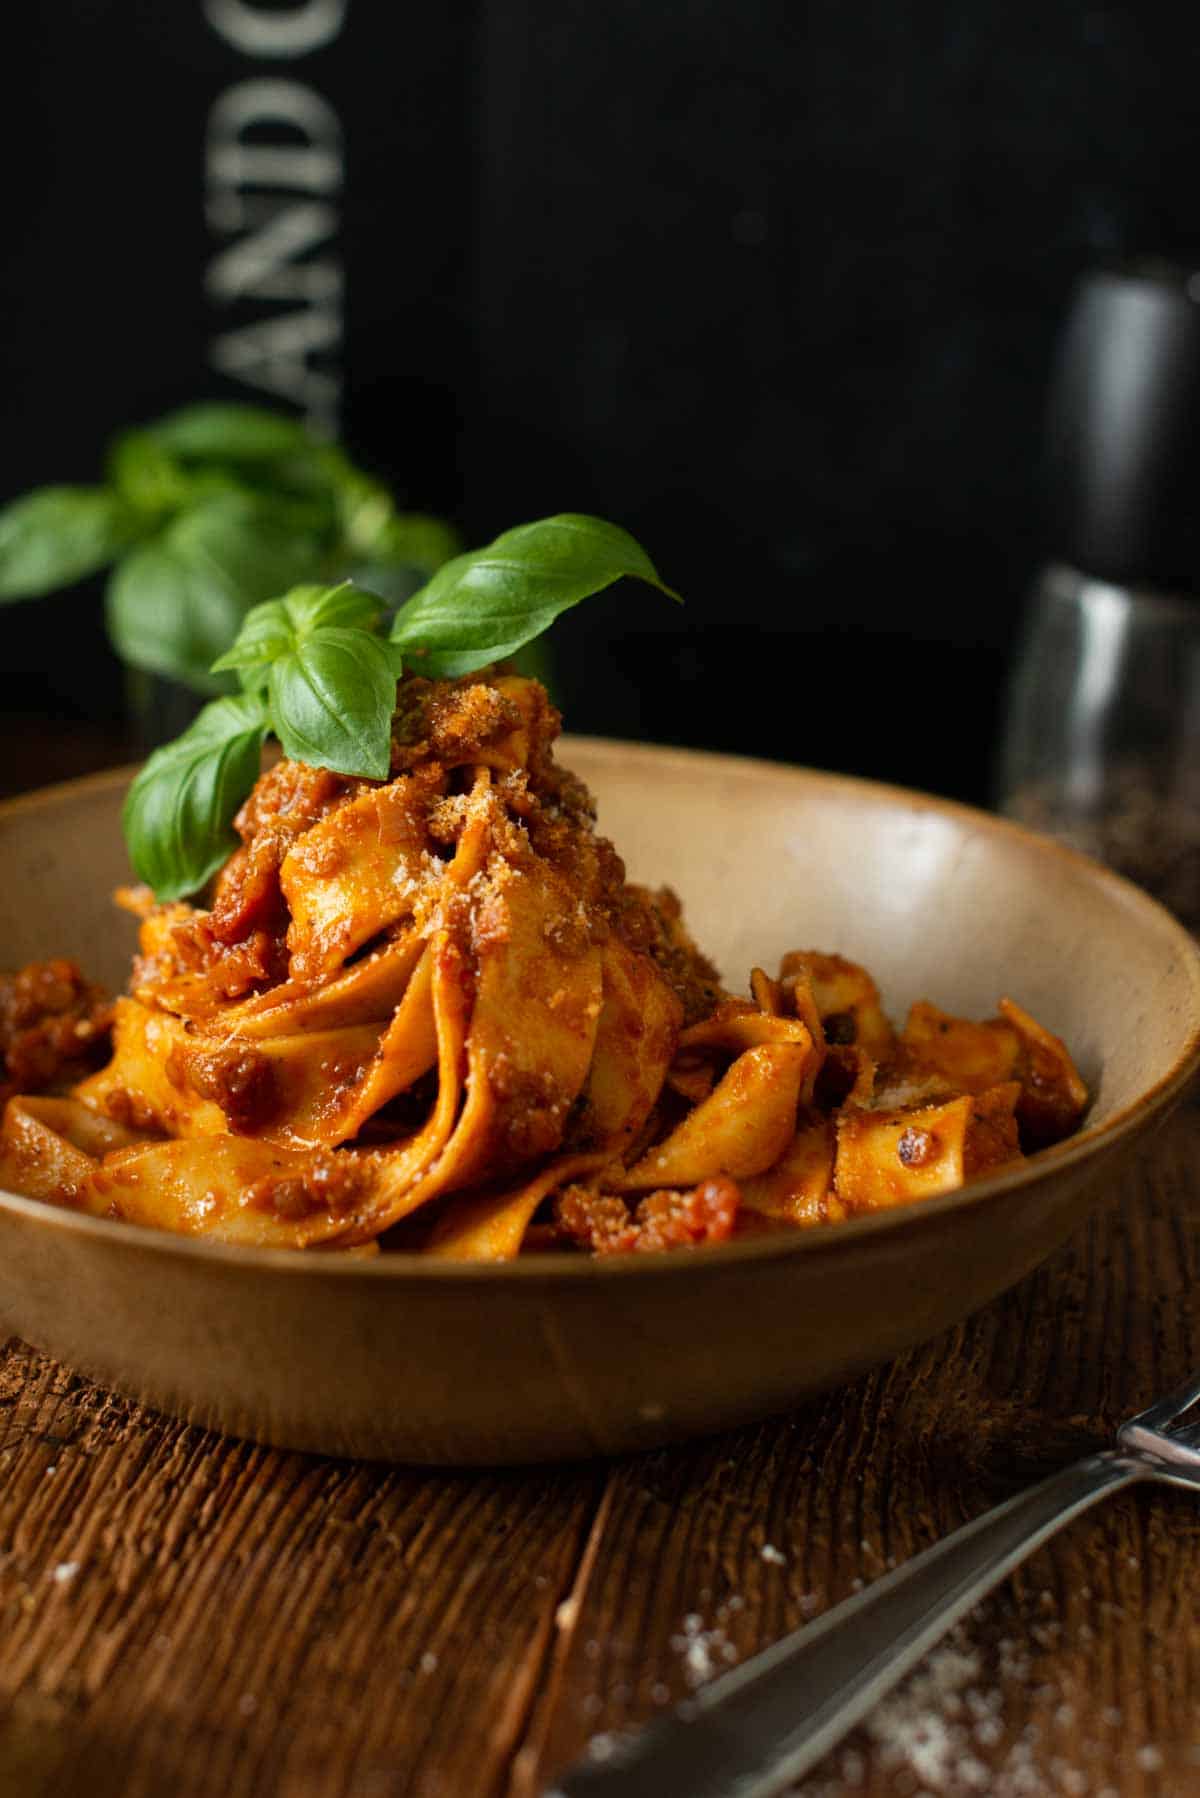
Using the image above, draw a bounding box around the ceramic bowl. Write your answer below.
[1,743,1198,1464]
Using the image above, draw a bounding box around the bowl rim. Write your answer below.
[2,742,1199,1285]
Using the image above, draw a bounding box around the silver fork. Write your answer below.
[548,1371,1200,1798]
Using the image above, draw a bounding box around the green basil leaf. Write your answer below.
[389,513,679,676]
[0,486,138,599]
[208,597,294,688]
[211,580,383,689]
[107,541,239,695]
[345,560,426,610]
[313,449,397,557]
[233,445,351,521]
[371,512,463,576]
[379,510,464,571]
[281,579,381,637]
[270,627,399,779]
[122,691,269,901]
[107,493,322,692]
[106,431,192,521]
[340,477,393,559]
[148,403,313,464]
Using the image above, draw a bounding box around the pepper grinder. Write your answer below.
[997,262,1200,929]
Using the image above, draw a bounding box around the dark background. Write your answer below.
[1,1,1195,801]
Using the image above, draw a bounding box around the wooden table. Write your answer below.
[2,1094,1198,1797]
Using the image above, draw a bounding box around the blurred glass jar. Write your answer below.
[998,262,1200,930]
[1000,565,1200,924]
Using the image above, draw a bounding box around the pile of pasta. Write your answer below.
[0,673,1088,1258]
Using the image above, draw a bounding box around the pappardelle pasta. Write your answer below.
[0,672,1088,1258]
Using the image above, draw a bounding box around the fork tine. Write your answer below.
[1125,1367,1200,1433]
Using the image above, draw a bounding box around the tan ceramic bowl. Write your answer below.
[1,744,1198,1464]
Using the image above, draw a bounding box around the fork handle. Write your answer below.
[548,1450,1146,1798]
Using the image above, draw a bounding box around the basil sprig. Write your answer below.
[123,514,678,898]
[390,513,680,675]
[122,693,270,902]
[0,402,460,693]
[0,487,140,598]
[213,582,403,780]
[107,492,323,691]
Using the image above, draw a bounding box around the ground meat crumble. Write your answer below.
[0,959,112,1102]
[554,1175,742,1254]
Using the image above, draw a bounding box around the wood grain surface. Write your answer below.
[2,1104,1199,1797]
[0,718,132,805]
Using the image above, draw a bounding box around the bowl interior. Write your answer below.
[2,740,1198,1178]
[566,738,1200,1137]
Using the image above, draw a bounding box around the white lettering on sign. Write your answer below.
[207,79,342,202]
[205,0,347,60]
[210,308,341,429]
[204,25,346,433]
[207,201,340,304]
